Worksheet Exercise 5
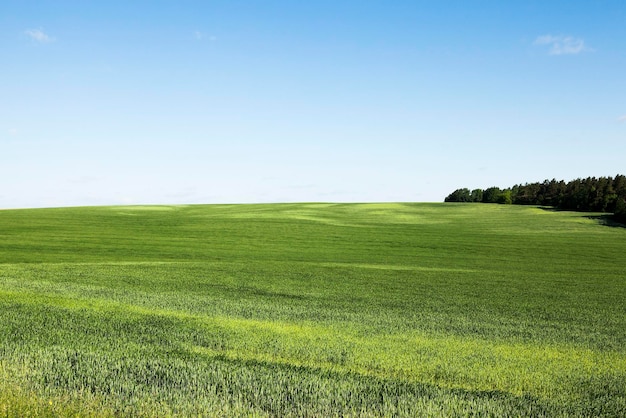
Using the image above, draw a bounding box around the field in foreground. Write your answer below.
[0,203,625,416]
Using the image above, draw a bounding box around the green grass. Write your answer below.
[0,203,625,416]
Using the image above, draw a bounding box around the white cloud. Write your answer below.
[619,115,626,122]
[8,128,18,136]
[25,28,54,43]
[534,34,589,55]
[194,31,217,41]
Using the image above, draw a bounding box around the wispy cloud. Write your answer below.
[534,34,589,55]
[619,115,626,122]
[25,28,54,43]
[194,31,217,41]
[8,128,18,136]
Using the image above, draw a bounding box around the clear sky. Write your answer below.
[2,1,625,208]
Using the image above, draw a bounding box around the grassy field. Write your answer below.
[0,203,625,416]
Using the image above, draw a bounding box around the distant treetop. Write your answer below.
[445,175,626,221]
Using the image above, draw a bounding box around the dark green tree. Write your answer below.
[513,183,540,205]
[615,197,626,222]
[482,187,501,203]
[497,190,512,205]
[445,188,471,202]
[445,174,626,214]
[470,189,483,202]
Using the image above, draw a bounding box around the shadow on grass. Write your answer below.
[586,214,626,229]
[537,206,626,229]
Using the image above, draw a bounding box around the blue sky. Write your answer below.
[2,1,625,208]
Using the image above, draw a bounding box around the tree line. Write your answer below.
[444,175,626,221]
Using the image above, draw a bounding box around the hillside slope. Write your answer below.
[1,203,625,416]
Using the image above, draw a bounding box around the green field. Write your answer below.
[1,203,625,416]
